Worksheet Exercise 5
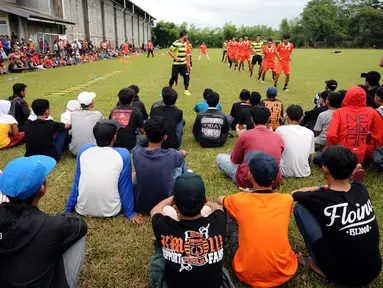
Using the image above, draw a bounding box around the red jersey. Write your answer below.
[200,44,207,53]
[263,45,276,62]
[242,40,252,56]
[148,42,153,49]
[186,40,191,54]
[123,43,129,54]
[237,42,244,55]
[277,42,294,62]
[228,41,237,53]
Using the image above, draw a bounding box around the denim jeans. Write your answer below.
[53,130,68,159]
[313,153,323,168]
[294,204,323,263]
[216,154,239,182]
[63,237,86,288]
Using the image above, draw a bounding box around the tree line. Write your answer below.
[152,0,383,48]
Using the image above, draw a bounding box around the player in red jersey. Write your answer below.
[260,38,277,83]
[235,37,244,71]
[275,34,294,91]
[238,35,252,73]
[198,42,210,60]
[227,37,237,69]
[186,38,192,68]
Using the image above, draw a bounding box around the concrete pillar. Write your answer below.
[137,14,140,46]
[100,0,106,42]
[131,14,134,45]
[17,16,25,40]
[82,0,90,40]
[123,11,127,41]
[113,3,118,48]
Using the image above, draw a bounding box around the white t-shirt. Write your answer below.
[275,125,315,177]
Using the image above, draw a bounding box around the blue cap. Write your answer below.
[266,87,277,97]
[245,151,278,187]
[0,156,56,200]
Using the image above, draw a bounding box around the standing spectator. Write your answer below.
[69,92,103,156]
[0,100,24,149]
[193,92,229,148]
[275,105,315,178]
[0,156,87,288]
[8,83,30,131]
[216,106,284,191]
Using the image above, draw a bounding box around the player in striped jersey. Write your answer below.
[250,35,264,79]
[168,30,190,96]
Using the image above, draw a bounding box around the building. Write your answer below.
[0,0,155,49]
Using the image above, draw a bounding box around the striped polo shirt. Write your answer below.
[252,41,264,55]
[169,40,186,65]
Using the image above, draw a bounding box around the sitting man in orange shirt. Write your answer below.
[217,151,297,288]
[275,34,294,91]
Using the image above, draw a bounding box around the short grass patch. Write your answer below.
[0,49,382,287]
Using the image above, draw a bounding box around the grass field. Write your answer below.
[1,49,383,288]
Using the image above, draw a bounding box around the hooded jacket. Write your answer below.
[0,203,87,288]
[327,86,376,163]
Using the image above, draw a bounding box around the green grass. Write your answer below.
[1,49,383,288]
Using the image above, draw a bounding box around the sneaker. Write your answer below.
[261,80,265,83]
[283,87,289,92]
[184,90,191,96]
[187,169,193,173]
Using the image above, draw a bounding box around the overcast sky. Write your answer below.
[131,0,308,29]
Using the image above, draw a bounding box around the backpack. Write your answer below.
[372,108,383,167]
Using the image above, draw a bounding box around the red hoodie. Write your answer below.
[327,86,376,163]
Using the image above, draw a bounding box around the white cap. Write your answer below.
[78,92,96,106]
[66,100,81,112]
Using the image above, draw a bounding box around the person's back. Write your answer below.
[327,86,375,163]
[260,88,283,131]
[276,105,314,177]
[8,83,30,130]
[238,91,261,130]
[69,92,103,156]
[230,89,251,130]
[194,88,222,113]
[193,92,229,148]
[128,85,149,120]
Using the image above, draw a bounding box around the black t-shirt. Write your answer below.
[132,97,149,121]
[0,204,87,288]
[230,102,251,130]
[110,104,144,151]
[193,108,229,148]
[24,119,66,160]
[150,106,183,149]
[152,210,226,288]
[293,183,382,286]
[239,106,255,130]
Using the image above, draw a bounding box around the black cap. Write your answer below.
[245,151,279,187]
[93,119,121,147]
[325,80,338,91]
[174,173,206,217]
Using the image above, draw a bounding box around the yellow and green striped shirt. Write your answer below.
[223,42,227,51]
[169,40,187,65]
[251,41,264,55]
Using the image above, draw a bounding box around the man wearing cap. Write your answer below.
[216,106,284,191]
[217,151,297,287]
[149,173,235,288]
[0,156,88,288]
[69,91,103,156]
[65,119,144,224]
[260,87,284,131]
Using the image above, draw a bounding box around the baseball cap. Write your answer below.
[173,173,206,217]
[93,119,121,147]
[325,80,338,91]
[245,151,279,187]
[266,87,277,97]
[0,156,56,200]
[78,91,96,106]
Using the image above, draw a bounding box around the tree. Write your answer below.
[279,18,290,36]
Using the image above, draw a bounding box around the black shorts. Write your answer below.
[252,55,263,65]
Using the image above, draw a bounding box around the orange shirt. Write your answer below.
[236,42,244,55]
[200,44,207,53]
[123,43,129,53]
[148,42,153,49]
[228,41,237,54]
[277,42,294,62]
[242,40,252,56]
[263,45,276,62]
[224,192,297,287]
[186,40,191,54]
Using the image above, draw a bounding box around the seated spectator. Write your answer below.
[314,80,338,108]
[292,145,382,286]
[129,84,149,120]
[150,173,234,288]
[367,87,383,158]
[110,88,144,151]
[132,117,187,214]
[193,88,223,113]
[217,151,297,287]
[275,105,314,177]
[230,89,251,130]
[236,91,261,135]
[260,87,283,131]
[326,87,376,173]
[8,57,28,73]
[8,83,30,131]
[69,92,103,156]
[216,106,284,191]
[0,156,87,288]
[193,92,229,148]
[0,100,24,149]
[301,91,329,131]
[61,100,81,124]
[65,119,143,224]
[365,71,381,107]
[24,99,70,161]
[151,88,184,149]
[314,91,341,150]
[0,59,9,74]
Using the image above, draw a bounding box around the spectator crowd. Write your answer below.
[0,70,383,288]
